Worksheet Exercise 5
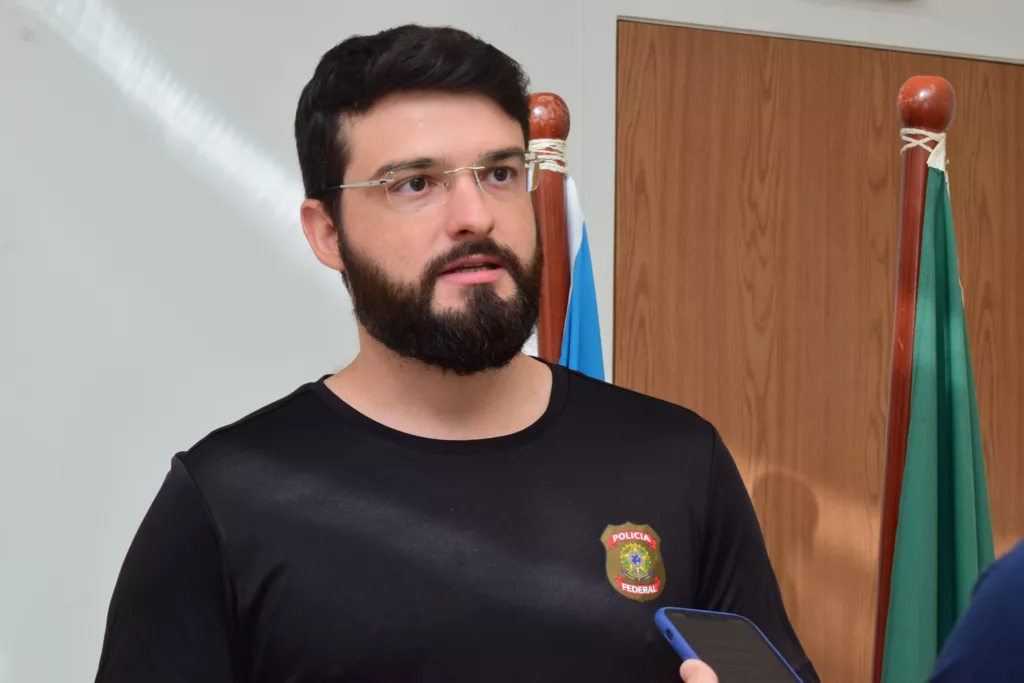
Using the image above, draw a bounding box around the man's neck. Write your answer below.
[324,335,553,441]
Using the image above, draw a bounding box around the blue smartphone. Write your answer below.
[655,607,803,682]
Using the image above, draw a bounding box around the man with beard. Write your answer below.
[93,24,817,683]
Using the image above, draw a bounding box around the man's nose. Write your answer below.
[442,170,495,239]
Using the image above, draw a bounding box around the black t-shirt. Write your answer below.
[94,362,818,683]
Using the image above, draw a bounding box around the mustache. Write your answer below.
[421,239,522,284]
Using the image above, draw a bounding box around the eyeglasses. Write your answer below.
[322,151,541,212]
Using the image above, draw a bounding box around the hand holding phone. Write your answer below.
[656,607,803,683]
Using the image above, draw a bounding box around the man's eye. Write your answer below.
[486,166,517,183]
[393,176,432,193]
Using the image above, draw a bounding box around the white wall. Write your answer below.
[3,1,1022,682]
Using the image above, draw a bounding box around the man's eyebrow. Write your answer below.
[478,147,527,163]
[369,156,440,180]
[366,147,526,179]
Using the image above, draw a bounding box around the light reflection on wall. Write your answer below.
[19,0,309,262]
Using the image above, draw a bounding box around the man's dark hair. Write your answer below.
[294,24,532,221]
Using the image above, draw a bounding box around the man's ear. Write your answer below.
[300,198,345,272]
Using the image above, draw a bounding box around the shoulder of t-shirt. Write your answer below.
[560,365,721,450]
[174,378,325,469]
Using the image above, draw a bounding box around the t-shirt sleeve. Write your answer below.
[94,456,237,683]
[695,426,819,683]
[927,540,1024,683]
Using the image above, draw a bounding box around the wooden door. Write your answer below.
[615,20,1024,683]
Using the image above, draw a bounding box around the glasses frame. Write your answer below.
[320,151,540,211]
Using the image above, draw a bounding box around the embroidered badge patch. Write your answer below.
[600,522,665,602]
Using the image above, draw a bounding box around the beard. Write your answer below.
[337,227,543,376]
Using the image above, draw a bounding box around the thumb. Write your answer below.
[679,658,719,683]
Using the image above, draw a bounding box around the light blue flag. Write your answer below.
[558,177,605,380]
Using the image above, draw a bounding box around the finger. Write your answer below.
[679,658,719,683]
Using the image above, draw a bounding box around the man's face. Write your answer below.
[334,91,542,375]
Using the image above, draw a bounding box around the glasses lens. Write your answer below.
[384,166,449,212]
[476,156,539,199]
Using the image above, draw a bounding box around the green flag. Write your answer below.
[881,164,996,683]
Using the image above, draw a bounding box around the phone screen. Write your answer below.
[664,610,801,682]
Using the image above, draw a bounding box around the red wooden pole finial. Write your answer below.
[528,92,571,363]
[897,76,956,132]
[872,75,957,683]
[530,92,571,140]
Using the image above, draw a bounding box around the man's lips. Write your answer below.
[439,254,503,274]
[438,254,506,285]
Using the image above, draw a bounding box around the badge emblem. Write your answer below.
[600,522,665,602]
